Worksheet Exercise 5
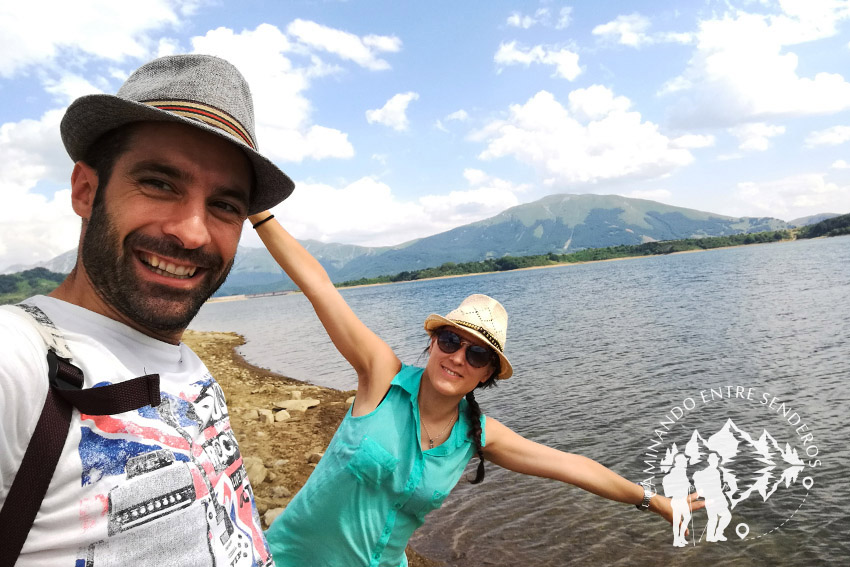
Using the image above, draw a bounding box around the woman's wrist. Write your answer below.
[248,211,268,224]
[249,211,274,228]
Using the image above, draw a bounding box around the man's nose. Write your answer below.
[161,201,212,250]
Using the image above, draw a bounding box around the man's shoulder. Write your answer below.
[0,305,49,360]
[0,305,50,432]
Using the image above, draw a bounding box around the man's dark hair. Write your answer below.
[81,124,139,207]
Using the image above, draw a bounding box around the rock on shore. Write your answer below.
[183,330,440,567]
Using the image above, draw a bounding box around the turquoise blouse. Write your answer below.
[266,364,486,567]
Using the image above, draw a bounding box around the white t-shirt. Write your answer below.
[0,296,274,566]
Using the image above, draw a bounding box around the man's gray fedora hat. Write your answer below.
[60,54,294,215]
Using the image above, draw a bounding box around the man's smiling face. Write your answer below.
[79,121,252,336]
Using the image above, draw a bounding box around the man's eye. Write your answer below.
[142,178,174,192]
[212,201,241,214]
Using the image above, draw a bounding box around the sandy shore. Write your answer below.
[182,330,440,567]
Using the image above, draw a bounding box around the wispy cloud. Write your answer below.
[495,41,581,80]
[366,92,420,131]
[805,125,850,148]
[474,87,693,186]
[286,19,401,71]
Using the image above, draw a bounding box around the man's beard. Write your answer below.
[81,202,234,333]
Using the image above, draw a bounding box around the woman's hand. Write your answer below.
[650,492,705,537]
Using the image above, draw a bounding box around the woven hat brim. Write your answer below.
[424,314,513,379]
[60,94,294,215]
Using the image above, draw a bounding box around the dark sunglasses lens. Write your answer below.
[465,345,492,368]
[437,330,462,353]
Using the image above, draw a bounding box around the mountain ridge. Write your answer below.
[4,193,840,296]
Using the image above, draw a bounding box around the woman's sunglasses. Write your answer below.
[435,329,495,368]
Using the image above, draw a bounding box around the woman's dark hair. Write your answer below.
[465,368,498,484]
[422,328,500,484]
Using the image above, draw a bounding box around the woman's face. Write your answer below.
[424,327,495,398]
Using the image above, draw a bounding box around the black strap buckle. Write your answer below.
[46,349,84,391]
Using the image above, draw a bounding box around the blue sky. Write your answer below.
[3,0,850,271]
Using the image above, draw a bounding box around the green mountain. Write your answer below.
[0,267,66,305]
[788,213,842,227]
[796,212,850,238]
[219,193,790,294]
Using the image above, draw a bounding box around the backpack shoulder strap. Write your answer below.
[0,303,161,567]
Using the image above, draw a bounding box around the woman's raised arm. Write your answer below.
[249,212,400,411]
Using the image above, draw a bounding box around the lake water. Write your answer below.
[191,236,850,566]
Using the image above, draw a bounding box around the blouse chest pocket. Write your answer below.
[346,436,399,487]
[415,490,448,521]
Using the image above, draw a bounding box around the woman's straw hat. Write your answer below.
[424,294,513,379]
[60,54,294,215]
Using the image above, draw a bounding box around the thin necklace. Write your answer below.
[422,412,457,449]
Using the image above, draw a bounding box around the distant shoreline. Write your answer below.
[207,239,785,302]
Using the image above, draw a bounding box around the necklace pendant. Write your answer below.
[428,439,434,449]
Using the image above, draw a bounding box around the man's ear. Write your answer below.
[70,161,99,220]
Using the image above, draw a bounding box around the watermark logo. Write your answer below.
[640,385,821,547]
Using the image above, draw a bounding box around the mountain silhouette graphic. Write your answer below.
[661,418,807,509]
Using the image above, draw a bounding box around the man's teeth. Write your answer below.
[144,254,197,279]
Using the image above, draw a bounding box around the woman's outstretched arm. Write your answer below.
[482,417,703,532]
[249,212,400,412]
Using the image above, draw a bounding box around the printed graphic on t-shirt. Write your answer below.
[75,374,272,566]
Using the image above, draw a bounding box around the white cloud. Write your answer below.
[567,84,631,120]
[804,125,850,147]
[366,92,419,131]
[286,19,401,71]
[0,0,184,77]
[556,7,573,30]
[191,24,354,161]
[663,7,850,127]
[656,31,695,44]
[671,134,716,149]
[157,37,181,57]
[474,88,693,186]
[494,41,581,80]
[626,189,673,202]
[461,168,531,194]
[734,173,850,219]
[418,187,522,229]
[506,7,572,30]
[729,122,785,151]
[436,110,469,132]
[717,153,744,161]
[593,13,693,47]
[770,0,850,44]
[507,12,538,29]
[257,172,524,247]
[0,109,80,270]
[43,74,105,105]
[593,13,653,47]
[268,177,422,245]
[831,159,850,169]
